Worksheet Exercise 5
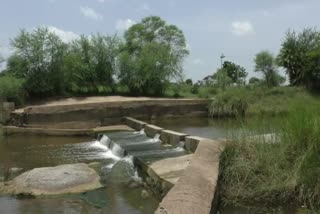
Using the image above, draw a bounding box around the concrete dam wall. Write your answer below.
[9,98,209,129]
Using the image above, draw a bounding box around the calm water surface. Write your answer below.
[154,116,283,139]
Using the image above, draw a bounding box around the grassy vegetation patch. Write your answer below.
[220,98,320,209]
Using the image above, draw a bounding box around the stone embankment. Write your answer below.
[124,117,226,214]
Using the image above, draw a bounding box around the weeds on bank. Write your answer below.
[209,86,311,118]
[220,98,320,209]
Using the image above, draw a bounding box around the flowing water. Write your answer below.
[0,129,187,214]
[0,117,305,213]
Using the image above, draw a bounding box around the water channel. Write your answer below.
[0,117,307,213]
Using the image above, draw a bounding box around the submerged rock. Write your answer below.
[1,163,102,196]
[141,189,150,199]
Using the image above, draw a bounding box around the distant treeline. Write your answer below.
[1,15,320,105]
[0,16,188,103]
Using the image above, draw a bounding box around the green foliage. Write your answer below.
[221,99,320,209]
[119,16,189,96]
[213,68,232,90]
[63,34,120,94]
[197,85,218,98]
[185,78,193,85]
[248,77,263,85]
[0,75,25,105]
[222,61,247,85]
[277,28,320,89]
[209,87,248,118]
[9,27,66,97]
[254,51,283,87]
[209,86,310,117]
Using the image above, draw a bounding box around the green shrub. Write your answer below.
[221,99,320,209]
[197,85,218,98]
[0,75,25,105]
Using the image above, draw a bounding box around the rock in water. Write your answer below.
[8,163,102,196]
[141,189,150,199]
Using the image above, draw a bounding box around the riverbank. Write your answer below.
[220,98,320,211]
[209,86,313,117]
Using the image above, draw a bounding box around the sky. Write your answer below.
[1,0,320,81]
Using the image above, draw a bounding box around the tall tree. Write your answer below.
[254,51,282,87]
[222,61,247,85]
[119,16,189,95]
[64,34,120,93]
[9,27,66,97]
[277,28,320,89]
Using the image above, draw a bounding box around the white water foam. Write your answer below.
[134,128,145,135]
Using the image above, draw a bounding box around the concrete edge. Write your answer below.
[125,117,226,214]
[145,124,164,138]
[2,125,133,137]
[155,139,226,214]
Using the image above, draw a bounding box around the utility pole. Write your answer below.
[220,53,225,68]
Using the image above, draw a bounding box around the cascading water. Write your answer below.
[91,134,140,183]
[134,128,145,135]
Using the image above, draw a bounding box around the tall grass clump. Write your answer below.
[209,87,248,118]
[220,98,320,209]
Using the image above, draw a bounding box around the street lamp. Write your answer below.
[220,53,225,68]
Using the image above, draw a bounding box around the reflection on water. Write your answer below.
[154,116,284,140]
[0,132,160,214]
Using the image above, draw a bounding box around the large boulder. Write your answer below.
[1,163,102,196]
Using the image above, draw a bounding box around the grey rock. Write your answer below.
[5,163,102,196]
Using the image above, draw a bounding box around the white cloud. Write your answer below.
[80,6,103,21]
[47,26,79,43]
[231,21,254,36]
[116,19,136,31]
[97,0,105,2]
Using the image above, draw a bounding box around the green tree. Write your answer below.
[64,34,120,94]
[248,77,263,85]
[119,16,189,95]
[277,28,320,89]
[9,27,66,97]
[254,51,281,87]
[4,55,28,78]
[222,61,247,85]
[185,78,193,85]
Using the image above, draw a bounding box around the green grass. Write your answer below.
[220,98,320,209]
[209,86,312,117]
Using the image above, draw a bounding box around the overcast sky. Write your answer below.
[1,0,319,80]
